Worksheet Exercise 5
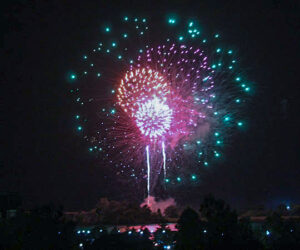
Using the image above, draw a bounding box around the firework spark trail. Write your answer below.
[146,145,150,205]
[162,141,166,180]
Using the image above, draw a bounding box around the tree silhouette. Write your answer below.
[176,207,201,249]
[165,205,179,218]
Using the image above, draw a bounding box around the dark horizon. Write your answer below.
[3,0,300,211]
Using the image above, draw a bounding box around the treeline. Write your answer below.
[65,198,168,225]
[175,194,300,249]
[1,195,300,249]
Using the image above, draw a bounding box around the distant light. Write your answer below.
[70,74,76,80]
[134,18,138,22]
[215,132,219,137]
[77,230,81,234]
[112,42,116,47]
[128,231,132,234]
[130,60,134,64]
[124,16,128,21]
[237,122,243,127]
[165,178,170,183]
[97,73,101,77]
[87,230,90,234]
[236,77,241,81]
[224,116,230,121]
[228,50,233,54]
[235,99,241,103]
[179,36,184,41]
[142,18,146,22]
[99,229,103,232]
[89,148,93,152]
[212,64,216,69]
[177,177,181,182]
[162,230,166,233]
[245,87,250,92]
[202,39,207,43]
[118,55,122,59]
[77,126,82,131]
[204,162,208,166]
[105,27,110,32]
[214,34,219,38]
[189,21,193,27]
[111,89,115,94]
[140,231,143,235]
[286,205,291,210]
[83,55,87,60]
[123,33,128,38]
[191,175,196,180]
[79,243,83,247]
[216,140,221,145]
[266,230,270,236]
[216,48,221,53]
[203,229,207,233]
[106,49,110,53]
[168,18,176,24]
[111,109,116,114]
[76,115,80,119]
[196,140,201,145]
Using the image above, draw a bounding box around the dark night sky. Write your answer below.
[2,0,300,211]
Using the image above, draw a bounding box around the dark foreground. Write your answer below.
[1,195,300,249]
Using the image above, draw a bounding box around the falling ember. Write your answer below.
[146,145,150,204]
[162,141,166,179]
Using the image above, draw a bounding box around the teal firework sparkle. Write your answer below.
[69,15,252,196]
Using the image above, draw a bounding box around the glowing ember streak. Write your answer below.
[162,141,166,179]
[146,145,150,205]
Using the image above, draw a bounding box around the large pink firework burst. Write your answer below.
[118,44,213,143]
[116,44,215,200]
[70,16,251,201]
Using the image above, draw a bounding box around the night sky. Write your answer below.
[3,0,300,211]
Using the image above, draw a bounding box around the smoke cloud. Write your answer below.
[141,196,176,215]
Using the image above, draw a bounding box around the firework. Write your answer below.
[69,15,252,199]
